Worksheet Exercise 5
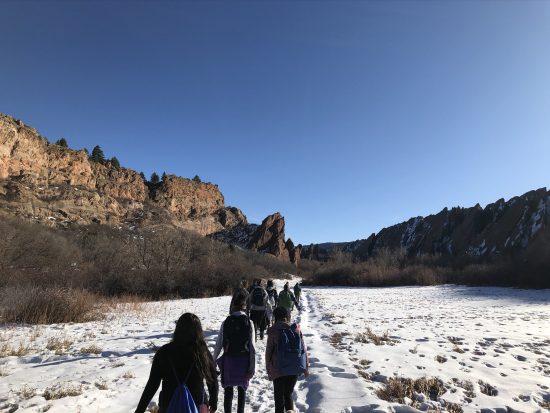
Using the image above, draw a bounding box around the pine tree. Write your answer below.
[162,172,167,181]
[55,138,68,147]
[140,172,146,181]
[110,157,121,169]
[192,175,202,183]
[150,172,160,184]
[90,145,105,163]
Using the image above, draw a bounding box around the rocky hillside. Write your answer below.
[303,187,550,261]
[0,113,298,261]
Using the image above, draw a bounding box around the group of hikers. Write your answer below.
[135,279,307,413]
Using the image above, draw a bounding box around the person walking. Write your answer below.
[266,306,309,413]
[266,280,278,326]
[248,279,269,340]
[293,282,302,308]
[278,283,299,321]
[135,313,218,413]
[214,292,256,413]
[229,279,249,315]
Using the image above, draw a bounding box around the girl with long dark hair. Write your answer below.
[135,313,218,413]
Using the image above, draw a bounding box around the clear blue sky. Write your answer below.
[1,1,549,244]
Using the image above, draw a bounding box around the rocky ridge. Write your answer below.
[0,113,297,261]
[302,187,550,261]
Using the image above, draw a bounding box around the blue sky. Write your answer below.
[1,0,549,244]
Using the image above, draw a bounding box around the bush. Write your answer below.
[0,287,101,324]
[0,215,294,319]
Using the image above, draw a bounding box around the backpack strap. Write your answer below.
[169,360,194,385]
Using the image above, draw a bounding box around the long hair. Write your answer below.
[173,313,215,383]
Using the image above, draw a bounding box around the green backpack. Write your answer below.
[279,290,293,310]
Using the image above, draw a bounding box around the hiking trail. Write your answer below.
[243,287,372,413]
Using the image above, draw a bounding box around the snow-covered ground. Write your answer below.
[1,284,549,413]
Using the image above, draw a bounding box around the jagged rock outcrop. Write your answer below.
[285,239,301,266]
[0,114,273,247]
[212,212,300,262]
[305,188,550,261]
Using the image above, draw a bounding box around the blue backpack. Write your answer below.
[166,363,199,413]
[277,324,307,376]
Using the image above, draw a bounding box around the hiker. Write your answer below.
[266,280,278,326]
[229,279,249,315]
[278,283,299,320]
[293,282,302,307]
[134,313,218,413]
[248,279,269,340]
[214,292,255,413]
[266,306,309,413]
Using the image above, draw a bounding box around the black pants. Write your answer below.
[273,375,298,413]
[250,309,267,340]
[224,386,245,413]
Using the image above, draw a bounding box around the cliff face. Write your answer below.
[0,113,248,237]
[303,188,550,261]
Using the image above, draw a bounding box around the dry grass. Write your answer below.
[94,379,108,390]
[122,370,135,379]
[329,332,349,350]
[80,344,102,354]
[16,385,36,400]
[46,336,73,355]
[452,378,475,399]
[435,355,448,363]
[452,344,465,354]
[43,384,83,400]
[0,286,103,324]
[356,328,398,346]
[376,376,447,404]
[478,380,498,396]
[0,341,31,358]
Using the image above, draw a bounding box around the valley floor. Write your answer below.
[1,284,549,413]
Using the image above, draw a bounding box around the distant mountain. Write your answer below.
[0,113,298,263]
[302,188,549,261]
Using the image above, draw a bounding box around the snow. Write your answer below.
[1,284,549,413]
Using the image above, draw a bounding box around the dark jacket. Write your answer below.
[135,342,218,413]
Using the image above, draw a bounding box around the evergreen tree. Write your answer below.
[110,157,121,169]
[192,175,202,183]
[140,172,146,181]
[55,138,68,147]
[90,145,105,163]
[83,148,89,155]
[162,172,167,181]
[150,172,160,184]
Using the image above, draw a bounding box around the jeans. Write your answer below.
[273,375,298,413]
[224,386,245,413]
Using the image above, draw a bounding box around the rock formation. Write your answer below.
[304,188,550,261]
[212,212,300,262]
[0,113,282,258]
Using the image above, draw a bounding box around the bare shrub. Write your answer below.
[376,376,447,404]
[356,328,398,346]
[0,286,102,324]
[43,384,83,400]
[46,336,73,354]
[0,341,31,358]
[122,370,135,379]
[16,385,36,400]
[80,344,102,354]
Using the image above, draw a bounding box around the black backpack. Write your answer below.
[223,314,251,355]
[251,287,265,307]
